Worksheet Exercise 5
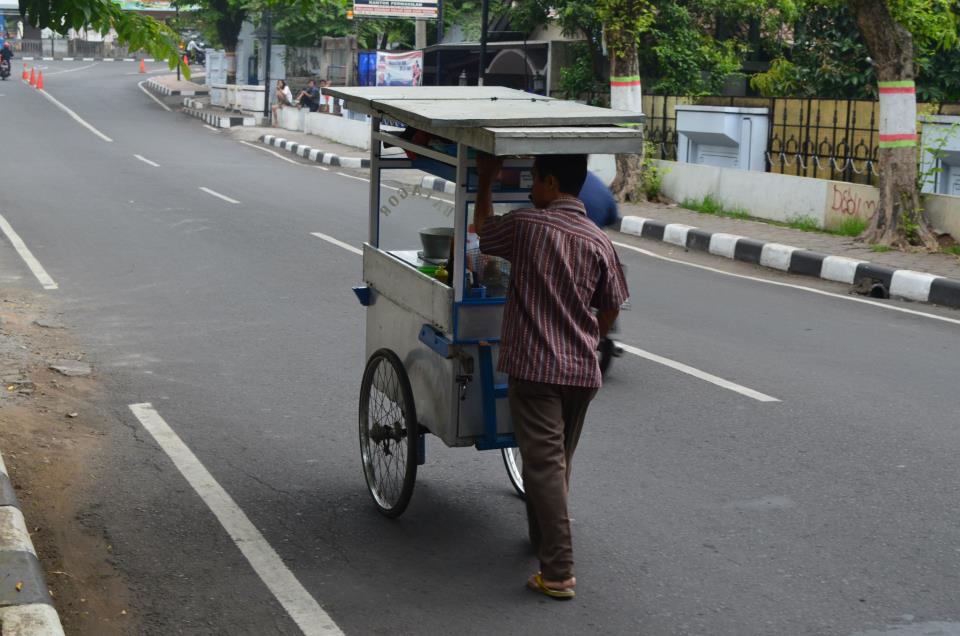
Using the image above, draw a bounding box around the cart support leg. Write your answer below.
[417,432,426,466]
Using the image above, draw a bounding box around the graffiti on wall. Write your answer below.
[830,183,877,219]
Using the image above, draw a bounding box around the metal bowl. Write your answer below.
[418,227,454,260]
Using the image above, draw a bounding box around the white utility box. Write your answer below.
[920,115,960,196]
[676,105,769,171]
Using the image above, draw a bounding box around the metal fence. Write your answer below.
[643,94,960,186]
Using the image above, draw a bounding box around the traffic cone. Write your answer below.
[21,64,26,81]
[28,67,35,86]
[183,54,189,67]
[139,59,145,73]
[36,70,43,90]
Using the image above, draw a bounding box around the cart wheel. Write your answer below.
[598,337,615,376]
[359,348,418,518]
[502,447,525,499]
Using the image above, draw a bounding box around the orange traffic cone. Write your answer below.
[21,64,26,81]
[35,70,43,90]
[183,54,189,67]
[28,67,35,86]
[139,59,145,74]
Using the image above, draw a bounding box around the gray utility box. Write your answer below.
[920,115,960,196]
[676,105,769,171]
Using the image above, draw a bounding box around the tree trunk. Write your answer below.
[847,0,938,249]
[607,24,642,202]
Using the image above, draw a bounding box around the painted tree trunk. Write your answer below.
[847,0,938,249]
[608,31,642,202]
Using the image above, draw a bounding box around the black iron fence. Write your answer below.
[643,94,960,186]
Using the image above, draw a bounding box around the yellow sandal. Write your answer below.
[527,572,576,600]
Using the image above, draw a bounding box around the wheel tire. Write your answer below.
[598,337,615,377]
[502,447,525,499]
[359,348,418,518]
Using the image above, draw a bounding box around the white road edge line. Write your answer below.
[36,89,113,143]
[133,154,160,168]
[618,343,780,403]
[0,215,58,290]
[44,62,98,76]
[203,124,221,133]
[240,140,312,166]
[199,187,240,204]
[310,232,362,255]
[336,172,368,182]
[137,80,172,112]
[127,404,343,636]
[311,229,774,400]
[612,240,960,328]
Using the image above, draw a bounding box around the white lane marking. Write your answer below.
[0,215,58,290]
[128,404,343,636]
[133,154,160,168]
[336,172,368,182]
[241,141,329,170]
[612,240,960,327]
[44,62,98,76]
[618,343,780,403]
[199,187,240,204]
[203,124,221,133]
[137,80,171,112]
[330,172,454,202]
[310,232,362,255]
[36,89,113,143]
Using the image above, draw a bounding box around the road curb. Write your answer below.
[0,452,64,635]
[144,77,208,98]
[183,98,256,128]
[22,57,155,63]
[259,135,369,169]
[619,216,960,310]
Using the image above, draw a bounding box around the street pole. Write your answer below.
[176,5,180,81]
[435,0,443,85]
[263,10,272,122]
[478,0,489,86]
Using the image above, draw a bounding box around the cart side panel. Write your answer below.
[363,245,453,333]
[456,343,514,440]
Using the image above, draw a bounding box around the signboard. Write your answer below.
[376,50,423,87]
[354,0,438,19]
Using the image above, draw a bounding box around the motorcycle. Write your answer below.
[0,60,10,81]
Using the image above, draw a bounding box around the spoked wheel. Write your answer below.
[359,348,418,518]
[502,446,525,499]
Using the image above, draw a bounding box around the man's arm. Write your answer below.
[597,308,619,338]
[473,153,502,235]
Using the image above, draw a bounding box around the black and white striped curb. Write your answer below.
[620,216,960,309]
[145,77,208,97]
[22,57,155,63]
[421,175,456,195]
[0,452,64,635]
[260,135,369,169]
[182,99,255,128]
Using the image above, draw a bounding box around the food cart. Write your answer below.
[324,86,644,517]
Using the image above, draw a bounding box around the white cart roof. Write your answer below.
[324,86,645,156]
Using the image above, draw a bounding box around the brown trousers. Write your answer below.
[508,377,598,581]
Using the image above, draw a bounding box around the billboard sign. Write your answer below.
[376,50,423,87]
[354,0,438,19]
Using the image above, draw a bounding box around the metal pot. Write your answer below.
[418,227,454,260]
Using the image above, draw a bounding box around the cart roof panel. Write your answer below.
[325,86,644,128]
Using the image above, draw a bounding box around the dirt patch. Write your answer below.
[0,289,137,635]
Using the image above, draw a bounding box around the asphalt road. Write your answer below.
[2,61,960,636]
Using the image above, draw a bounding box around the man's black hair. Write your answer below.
[533,155,588,195]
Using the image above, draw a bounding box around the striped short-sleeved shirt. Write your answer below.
[478,197,629,388]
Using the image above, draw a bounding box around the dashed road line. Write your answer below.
[0,215,58,290]
[128,404,343,636]
[134,154,160,167]
[199,187,240,204]
[36,88,113,142]
[310,232,362,255]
